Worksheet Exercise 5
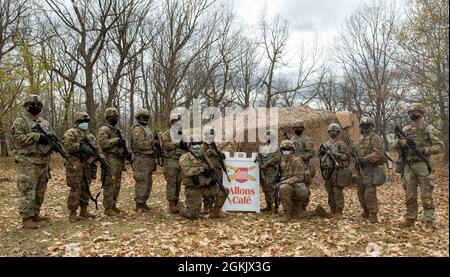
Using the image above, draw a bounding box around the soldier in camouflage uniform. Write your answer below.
[161,112,187,213]
[11,95,53,229]
[290,119,316,183]
[319,124,350,219]
[62,112,99,223]
[356,117,385,223]
[278,140,330,223]
[98,108,132,216]
[179,140,228,220]
[258,130,281,212]
[130,109,159,213]
[396,103,444,228]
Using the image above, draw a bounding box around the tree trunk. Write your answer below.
[0,122,8,157]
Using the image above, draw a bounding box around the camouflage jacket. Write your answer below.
[63,126,99,162]
[130,124,155,156]
[280,155,306,185]
[179,151,213,187]
[357,131,385,166]
[321,138,349,169]
[201,143,222,172]
[98,124,126,157]
[259,151,281,173]
[291,134,315,163]
[161,128,186,159]
[11,112,53,164]
[395,123,443,162]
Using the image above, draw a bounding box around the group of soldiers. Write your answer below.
[11,94,444,230]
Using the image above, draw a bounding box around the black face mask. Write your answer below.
[329,132,339,139]
[108,116,119,126]
[409,114,421,121]
[294,129,303,136]
[360,124,372,134]
[27,104,42,116]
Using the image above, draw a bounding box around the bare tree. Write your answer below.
[336,0,407,145]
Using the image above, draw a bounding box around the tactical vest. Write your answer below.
[404,124,432,159]
[13,115,52,157]
[102,125,125,157]
[65,128,97,161]
[292,135,311,162]
[280,157,304,183]
[130,124,154,155]
[162,129,186,158]
[321,139,349,169]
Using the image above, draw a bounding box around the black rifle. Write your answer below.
[190,150,230,202]
[110,126,132,162]
[319,144,339,181]
[80,138,111,209]
[208,128,231,182]
[32,124,68,161]
[153,132,164,166]
[395,125,432,174]
[273,164,282,214]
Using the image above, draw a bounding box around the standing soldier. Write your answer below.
[356,117,386,223]
[160,112,187,213]
[396,103,444,228]
[62,112,99,222]
[130,109,159,213]
[179,140,228,219]
[258,130,281,212]
[98,108,132,216]
[11,95,53,229]
[290,119,316,183]
[278,140,330,223]
[319,124,350,219]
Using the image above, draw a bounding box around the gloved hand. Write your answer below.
[117,138,126,147]
[80,142,96,157]
[191,175,200,186]
[125,151,133,162]
[179,140,187,150]
[37,134,50,146]
[203,169,211,177]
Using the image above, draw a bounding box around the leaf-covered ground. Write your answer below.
[0,156,448,257]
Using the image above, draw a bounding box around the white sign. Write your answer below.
[222,152,260,213]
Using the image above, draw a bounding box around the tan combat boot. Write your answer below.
[33,214,50,222]
[104,208,118,217]
[210,208,227,219]
[80,206,96,219]
[112,206,123,214]
[261,202,273,213]
[369,213,378,224]
[142,202,152,211]
[399,219,415,228]
[315,205,332,218]
[135,203,150,213]
[361,211,370,219]
[425,221,436,229]
[22,218,38,229]
[280,206,292,223]
[68,210,81,223]
[168,201,180,214]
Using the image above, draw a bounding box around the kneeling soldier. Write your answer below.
[278,140,330,223]
[179,140,229,220]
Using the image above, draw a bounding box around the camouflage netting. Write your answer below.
[187,106,360,185]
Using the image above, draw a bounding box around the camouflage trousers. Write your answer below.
[132,155,156,204]
[181,183,228,219]
[357,167,379,214]
[163,157,182,202]
[261,169,276,205]
[16,161,49,220]
[280,183,310,218]
[325,172,345,214]
[202,169,222,212]
[102,156,124,209]
[402,161,435,222]
[66,160,96,211]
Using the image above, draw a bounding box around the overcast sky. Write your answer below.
[233,0,373,49]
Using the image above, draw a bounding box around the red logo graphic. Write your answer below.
[234,168,249,183]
